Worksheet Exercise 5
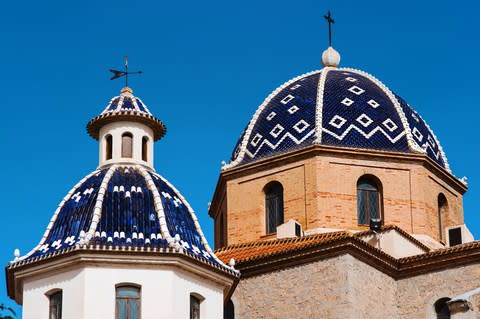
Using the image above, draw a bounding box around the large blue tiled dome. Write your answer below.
[226,68,450,172]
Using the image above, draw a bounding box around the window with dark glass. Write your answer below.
[122,133,133,158]
[116,285,140,319]
[141,136,148,161]
[105,134,113,160]
[190,295,201,319]
[224,299,234,319]
[49,290,62,319]
[438,193,447,241]
[264,181,284,234]
[357,176,382,225]
[434,297,451,319]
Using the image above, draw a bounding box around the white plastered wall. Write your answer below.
[99,121,155,168]
[22,264,225,319]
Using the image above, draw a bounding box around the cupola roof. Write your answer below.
[13,165,234,273]
[87,87,166,141]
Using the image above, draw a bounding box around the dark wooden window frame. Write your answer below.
[141,136,148,162]
[190,294,204,319]
[48,290,62,319]
[105,134,113,160]
[356,175,383,226]
[264,181,284,234]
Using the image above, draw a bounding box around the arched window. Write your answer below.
[357,175,382,225]
[438,193,448,241]
[190,294,204,319]
[105,134,113,160]
[48,290,62,319]
[121,133,133,158]
[142,136,148,161]
[224,299,235,319]
[264,181,284,234]
[116,285,141,319]
[434,297,451,319]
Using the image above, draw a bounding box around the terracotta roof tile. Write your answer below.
[216,231,351,264]
[399,240,480,263]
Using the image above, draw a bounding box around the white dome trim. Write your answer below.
[222,70,323,170]
[18,169,102,262]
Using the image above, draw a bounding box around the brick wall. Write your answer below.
[216,151,465,245]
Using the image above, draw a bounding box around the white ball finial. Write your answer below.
[228,258,236,267]
[14,248,20,260]
[321,46,341,67]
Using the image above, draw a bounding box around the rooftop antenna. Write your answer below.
[109,56,143,87]
[324,11,335,47]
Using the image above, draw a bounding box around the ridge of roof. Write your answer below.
[215,227,480,279]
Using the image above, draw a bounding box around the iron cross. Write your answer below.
[109,56,143,87]
[324,11,335,47]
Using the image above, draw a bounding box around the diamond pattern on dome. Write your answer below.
[240,72,320,164]
[321,70,409,152]
[341,98,354,106]
[394,93,447,168]
[227,68,450,171]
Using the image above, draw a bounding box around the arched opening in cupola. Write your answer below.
[142,136,148,161]
[121,132,133,158]
[105,134,113,160]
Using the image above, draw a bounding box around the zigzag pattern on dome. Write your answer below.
[18,165,231,272]
[225,67,450,172]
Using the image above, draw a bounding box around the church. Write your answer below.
[5,16,480,319]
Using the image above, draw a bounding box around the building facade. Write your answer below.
[212,47,480,319]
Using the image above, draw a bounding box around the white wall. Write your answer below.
[23,268,86,319]
[99,121,155,168]
[22,264,226,319]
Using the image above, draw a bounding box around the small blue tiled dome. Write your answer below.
[18,165,232,272]
[87,87,167,141]
[227,68,450,172]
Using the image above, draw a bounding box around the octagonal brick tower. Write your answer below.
[210,47,469,249]
[6,86,238,319]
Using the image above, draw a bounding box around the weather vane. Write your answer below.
[109,56,143,87]
[324,11,335,47]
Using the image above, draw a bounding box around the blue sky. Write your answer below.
[1,0,479,313]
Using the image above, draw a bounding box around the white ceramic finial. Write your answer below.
[228,258,236,267]
[321,46,341,67]
[14,249,20,260]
